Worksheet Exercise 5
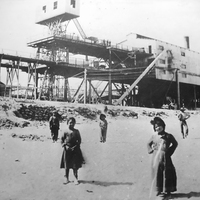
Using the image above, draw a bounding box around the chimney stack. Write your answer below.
[184,36,190,49]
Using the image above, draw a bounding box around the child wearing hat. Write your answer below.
[178,107,190,139]
[147,117,178,199]
[99,114,108,143]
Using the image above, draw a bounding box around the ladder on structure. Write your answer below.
[73,18,87,39]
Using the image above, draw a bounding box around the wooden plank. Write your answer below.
[114,50,166,105]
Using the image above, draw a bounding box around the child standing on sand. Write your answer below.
[99,114,108,143]
[178,107,190,139]
[49,111,60,143]
[147,117,178,199]
[60,117,85,185]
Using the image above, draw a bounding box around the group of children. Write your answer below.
[48,110,108,185]
[48,106,190,199]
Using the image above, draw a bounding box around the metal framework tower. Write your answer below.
[33,0,82,101]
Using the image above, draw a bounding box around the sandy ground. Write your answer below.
[0,104,200,200]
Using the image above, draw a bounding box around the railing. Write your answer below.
[0,47,104,69]
[27,32,149,53]
[0,48,36,59]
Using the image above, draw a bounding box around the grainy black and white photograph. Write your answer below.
[0,0,200,200]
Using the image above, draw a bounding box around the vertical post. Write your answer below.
[84,68,87,104]
[34,63,37,100]
[176,69,180,109]
[66,49,69,63]
[17,60,20,99]
[122,84,125,106]
[25,63,30,100]
[194,85,197,110]
[35,72,38,99]
[108,48,112,105]
[64,77,67,101]
[0,55,2,82]
[88,80,92,104]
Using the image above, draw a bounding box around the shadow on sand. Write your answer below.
[170,191,200,199]
[80,180,134,187]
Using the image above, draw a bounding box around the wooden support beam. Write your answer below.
[73,79,84,102]
[0,55,2,82]
[176,69,180,109]
[38,69,47,100]
[88,80,92,104]
[16,60,20,99]
[100,83,109,97]
[84,68,87,104]
[108,48,112,104]
[90,82,101,99]
[114,50,166,105]
[194,85,197,110]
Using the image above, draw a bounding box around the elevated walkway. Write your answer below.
[27,34,152,64]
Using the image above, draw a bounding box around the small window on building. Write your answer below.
[181,51,185,56]
[158,45,164,51]
[161,69,166,74]
[71,0,76,8]
[53,1,58,9]
[182,73,187,78]
[159,59,166,64]
[180,64,186,69]
[42,5,46,13]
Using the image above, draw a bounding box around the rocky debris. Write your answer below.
[0,98,173,131]
[74,107,101,120]
[105,108,138,118]
[141,110,169,117]
[13,104,54,121]
[11,133,45,141]
[13,104,102,121]
[0,118,30,129]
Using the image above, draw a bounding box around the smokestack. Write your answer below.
[184,36,190,49]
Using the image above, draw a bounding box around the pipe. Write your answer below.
[184,36,190,49]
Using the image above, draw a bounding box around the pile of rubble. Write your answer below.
[13,104,55,121]
[13,104,140,121]
[0,118,30,129]
[12,104,101,121]
[0,97,172,130]
[11,133,45,141]
[106,108,138,118]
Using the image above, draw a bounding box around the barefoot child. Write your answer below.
[49,111,60,142]
[147,117,178,199]
[60,117,84,185]
[178,107,190,139]
[99,114,108,143]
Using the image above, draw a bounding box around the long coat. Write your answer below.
[147,132,178,194]
[60,128,84,169]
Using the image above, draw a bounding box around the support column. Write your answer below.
[35,72,38,99]
[108,48,112,105]
[34,63,37,100]
[84,68,87,104]
[25,63,37,100]
[0,55,2,82]
[176,69,180,109]
[88,80,92,104]
[64,77,67,101]
[194,85,197,110]
[16,60,20,99]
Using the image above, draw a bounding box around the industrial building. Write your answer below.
[1,0,200,109]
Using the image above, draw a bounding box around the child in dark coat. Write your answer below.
[99,114,108,143]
